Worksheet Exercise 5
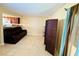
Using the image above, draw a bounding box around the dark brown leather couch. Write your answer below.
[4,27,27,44]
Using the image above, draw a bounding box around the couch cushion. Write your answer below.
[12,27,22,34]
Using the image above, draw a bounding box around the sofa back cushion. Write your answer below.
[13,27,22,34]
[4,27,22,35]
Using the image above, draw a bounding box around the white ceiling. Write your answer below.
[0,3,65,16]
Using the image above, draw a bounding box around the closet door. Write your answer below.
[45,19,58,55]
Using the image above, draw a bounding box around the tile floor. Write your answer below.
[0,35,52,56]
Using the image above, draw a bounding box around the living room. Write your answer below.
[0,3,79,56]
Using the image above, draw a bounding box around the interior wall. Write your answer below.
[51,3,77,19]
[21,16,50,36]
[55,20,64,55]
[0,11,4,45]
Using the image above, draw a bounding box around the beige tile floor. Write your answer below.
[0,35,52,56]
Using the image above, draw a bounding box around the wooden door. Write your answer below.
[45,19,58,55]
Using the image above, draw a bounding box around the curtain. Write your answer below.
[68,4,79,56]
[59,4,79,56]
[75,39,79,56]
[59,8,72,56]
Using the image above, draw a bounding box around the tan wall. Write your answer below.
[51,3,77,19]
[0,11,4,45]
[21,16,50,36]
[55,20,64,55]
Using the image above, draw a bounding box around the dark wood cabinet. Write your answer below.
[44,19,58,55]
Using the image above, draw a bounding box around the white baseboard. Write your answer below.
[27,34,44,37]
